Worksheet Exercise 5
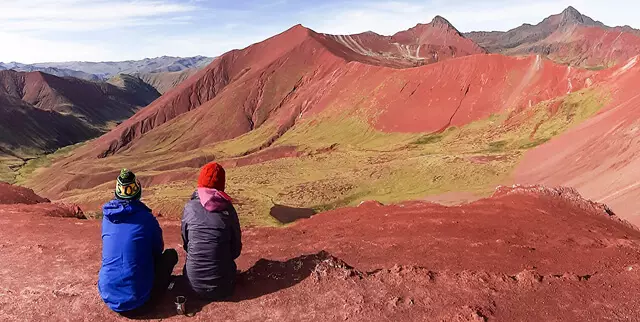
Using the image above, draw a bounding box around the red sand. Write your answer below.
[2,185,640,321]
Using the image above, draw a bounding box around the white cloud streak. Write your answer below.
[0,0,196,32]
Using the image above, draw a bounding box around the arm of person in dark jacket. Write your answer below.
[181,218,189,253]
[230,208,242,259]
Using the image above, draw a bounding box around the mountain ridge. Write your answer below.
[465,6,640,67]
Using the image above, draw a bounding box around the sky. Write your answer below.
[1,0,640,63]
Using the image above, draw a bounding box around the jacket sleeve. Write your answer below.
[150,215,164,256]
[230,208,242,259]
[181,206,189,253]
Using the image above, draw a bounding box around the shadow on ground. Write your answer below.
[269,204,317,224]
[130,252,331,319]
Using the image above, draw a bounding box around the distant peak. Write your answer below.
[563,6,581,16]
[560,6,586,25]
[430,15,454,28]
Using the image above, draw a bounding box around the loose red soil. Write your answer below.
[2,185,640,321]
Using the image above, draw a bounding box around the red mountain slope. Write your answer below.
[87,22,486,157]
[515,56,640,226]
[87,23,589,159]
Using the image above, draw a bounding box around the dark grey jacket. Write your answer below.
[181,190,241,298]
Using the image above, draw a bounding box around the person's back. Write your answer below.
[182,162,242,299]
[98,169,178,316]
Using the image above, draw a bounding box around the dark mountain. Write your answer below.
[465,6,640,67]
[0,70,159,157]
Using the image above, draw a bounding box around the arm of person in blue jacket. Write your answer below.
[150,215,164,256]
[230,208,242,260]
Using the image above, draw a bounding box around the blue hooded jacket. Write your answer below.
[98,198,164,312]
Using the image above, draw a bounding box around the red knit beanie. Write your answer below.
[197,162,226,191]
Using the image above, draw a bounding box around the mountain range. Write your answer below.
[8,6,638,230]
[0,55,213,80]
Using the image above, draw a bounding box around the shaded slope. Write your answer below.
[2,186,640,321]
[466,6,640,68]
[0,94,100,156]
[515,56,640,226]
[0,70,159,156]
[133,68,201,94]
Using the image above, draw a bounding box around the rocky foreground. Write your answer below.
[1,185,640,321]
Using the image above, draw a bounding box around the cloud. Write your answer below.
[0,31,111,63]
[0,0,196,32]
[301,0,583,35]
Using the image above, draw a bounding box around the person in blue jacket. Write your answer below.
[98,169,178,317]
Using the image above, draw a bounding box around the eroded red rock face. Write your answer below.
[2,186,640,321]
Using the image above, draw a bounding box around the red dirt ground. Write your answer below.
[2,185,640,321]
[515,56,640,226]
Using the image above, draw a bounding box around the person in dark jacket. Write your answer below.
[98,169,178,317]
[182,162,242,300]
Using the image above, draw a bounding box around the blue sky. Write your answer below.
[1,0,639,63]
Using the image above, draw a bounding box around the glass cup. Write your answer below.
[175,296,187,315]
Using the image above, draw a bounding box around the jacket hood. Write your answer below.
[194,188,232,212]
[102,198,151,223]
